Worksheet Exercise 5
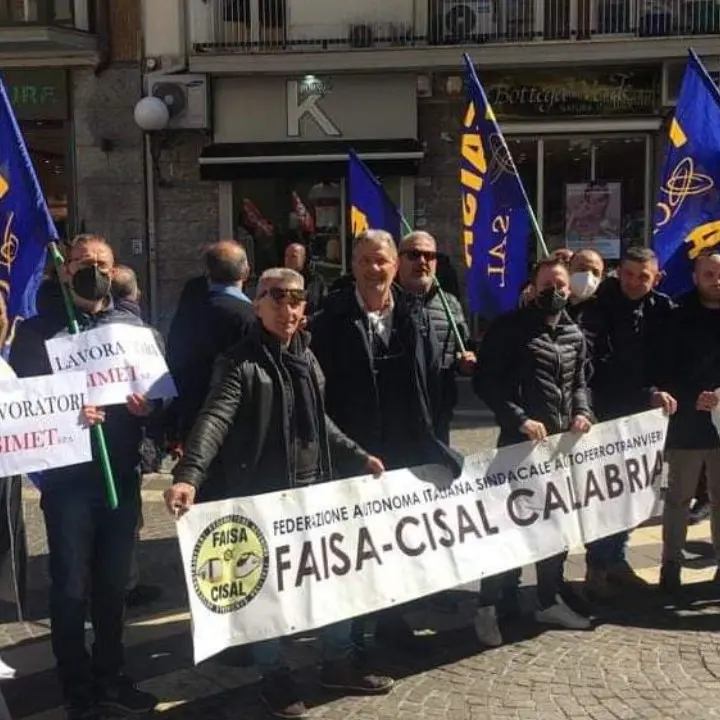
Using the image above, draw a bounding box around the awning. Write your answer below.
[199,138,424,180]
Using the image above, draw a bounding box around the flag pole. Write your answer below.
[397,213,467,354]
[48,243,119,510]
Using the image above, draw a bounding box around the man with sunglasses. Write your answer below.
[397,231,476,444]
[166,268,393,719]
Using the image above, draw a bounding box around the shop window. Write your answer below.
[542,136,646,261]
[593,136,646,250]
[232,176,344,286]
[506,138,538,266]
[22,121,69,239]
[543,138,592,254]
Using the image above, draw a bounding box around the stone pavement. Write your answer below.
[3,395,720,720]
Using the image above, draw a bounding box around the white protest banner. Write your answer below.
[0,371,91,476]
[45,324,176,407]
[177,410,668,664]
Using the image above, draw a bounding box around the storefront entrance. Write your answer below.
[507,131,654,262]
[230,173,409,283]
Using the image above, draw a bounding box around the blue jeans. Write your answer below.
[252,620,354,677]
[585,531,628,570]
[41,484,139,705]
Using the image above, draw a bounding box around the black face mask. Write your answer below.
[535,288,568,315]
[71,265,111,302]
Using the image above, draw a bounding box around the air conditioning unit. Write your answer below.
[442,0,495,42]
[147,73,210,130]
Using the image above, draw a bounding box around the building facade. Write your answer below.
[140,0,719,320]
[1,0,150,309]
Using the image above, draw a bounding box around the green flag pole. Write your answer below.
[397,214,468,355]
[48,243,119,510]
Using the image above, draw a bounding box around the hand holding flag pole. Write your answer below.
[47,244,118,510]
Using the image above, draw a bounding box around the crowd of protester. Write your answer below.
[1,231,717,720]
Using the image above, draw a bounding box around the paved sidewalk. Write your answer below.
[3,411,720,720]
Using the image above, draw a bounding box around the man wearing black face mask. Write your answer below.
[9,234,159,720]
[472,258,593,647]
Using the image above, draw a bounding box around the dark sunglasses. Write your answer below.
[401,249,438,262]
[258,287,307,306]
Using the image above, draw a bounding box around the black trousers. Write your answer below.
[41,484,139,705]
[478,552,568,610]
[0,477,27,621]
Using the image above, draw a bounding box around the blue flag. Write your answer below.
[348,149,403,238]
[0,76,56,350]
[461,53,531,317]
[653,50,720,297]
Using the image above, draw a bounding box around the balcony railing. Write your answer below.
[190,0,720,52]
[0,0,94,32]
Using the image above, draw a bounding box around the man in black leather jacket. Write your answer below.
[473,257,593,647]
[166,267,394,720]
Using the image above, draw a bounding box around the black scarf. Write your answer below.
[281,345,320,446]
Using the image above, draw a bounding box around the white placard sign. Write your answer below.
[177,410,668,664]
[0,371,92,476]
[0,358,15,379]
[45,324,176,407]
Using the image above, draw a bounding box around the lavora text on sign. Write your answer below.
[286,80,341,138]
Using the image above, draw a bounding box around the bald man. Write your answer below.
[167,240,258,445]
[283,241,328,315]
[111,265,141,318]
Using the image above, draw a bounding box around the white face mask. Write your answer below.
[570,271,600,301]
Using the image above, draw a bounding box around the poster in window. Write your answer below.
[565,181,622,259]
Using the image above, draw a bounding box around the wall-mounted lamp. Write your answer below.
[133,96,170,132]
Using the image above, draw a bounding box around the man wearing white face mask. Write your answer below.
[567,250,605,367]
[569,249,604,304]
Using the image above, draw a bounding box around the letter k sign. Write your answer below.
[286,80,341,138]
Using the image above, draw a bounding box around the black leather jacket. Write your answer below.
[474,306,591,447]
[173,330,370,501]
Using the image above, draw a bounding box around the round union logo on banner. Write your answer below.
[191,514,270,614]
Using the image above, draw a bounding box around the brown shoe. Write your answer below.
[584,567,618,601]
[259,670,310,719]
[321,659,394,695]
[607,560,648,589]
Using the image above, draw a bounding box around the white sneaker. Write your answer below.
[473,605,503,647]
[0,657,16,680]
[535,598,591,630]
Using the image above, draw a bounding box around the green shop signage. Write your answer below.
[1,69,68,120]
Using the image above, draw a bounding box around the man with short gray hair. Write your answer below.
[397,231,475,443]
[311,228,462,649]
[166,267,394,718]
